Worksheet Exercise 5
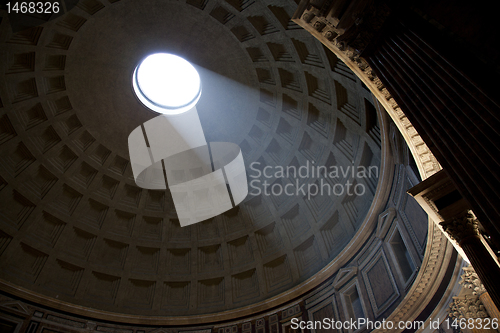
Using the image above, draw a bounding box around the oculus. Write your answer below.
[133,53,201,114]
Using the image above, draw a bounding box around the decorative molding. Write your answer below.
[332,266,358,290]
[375,207,396,239]
[292,1,442,180]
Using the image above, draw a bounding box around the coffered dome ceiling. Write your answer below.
[0,0,386,319]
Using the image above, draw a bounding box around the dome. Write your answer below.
[0,0,440,328]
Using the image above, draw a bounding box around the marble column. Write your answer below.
[441,212,500,310]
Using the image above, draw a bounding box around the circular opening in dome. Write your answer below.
[132,53,201,115]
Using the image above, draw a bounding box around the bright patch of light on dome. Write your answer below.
[133,53,201,115]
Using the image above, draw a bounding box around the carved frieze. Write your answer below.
[459,266,487,297]
[449,295,488,320]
